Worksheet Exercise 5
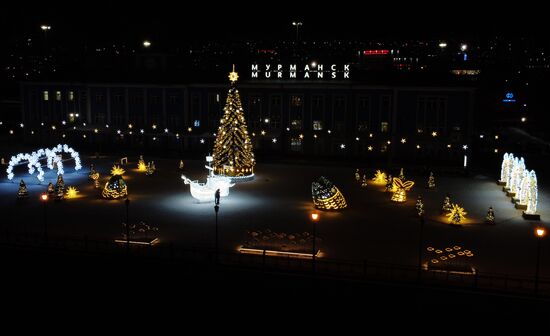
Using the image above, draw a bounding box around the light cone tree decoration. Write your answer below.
[312,176,347,210]
[447,203,467,225]
[518,170,538,216]
[372,170,387,185]
[509,157,525,195]
[138,155,147,172]
[212,66,255,179]
[499,153,514,187]
[391,178,414,203]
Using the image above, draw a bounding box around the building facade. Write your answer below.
[20,81,475,158]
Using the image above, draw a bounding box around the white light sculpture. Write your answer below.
[6,144,82,182]
[500,153,514,187]
[519,170,538,215]
[181,156,234,202]
[509,157,525,194]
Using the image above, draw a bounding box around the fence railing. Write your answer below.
[0,230,548,298]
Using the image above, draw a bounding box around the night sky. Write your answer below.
[2,2,546,43]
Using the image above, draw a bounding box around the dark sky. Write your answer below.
[2,2,546,44]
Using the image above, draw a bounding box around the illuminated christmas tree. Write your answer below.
[212,66,255,179]
[138,155,146,172]
[447,204,467,225]
[47,182,55,196]
[372,170,387,185]
[427,172,436,189]
[55,174,65,199]
[17,179,29,199]
[442,194,452,213]
[416,196,424,217]
[361,174,368,187]
[485,206,495,224]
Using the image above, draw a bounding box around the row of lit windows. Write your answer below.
[43,91,74,101]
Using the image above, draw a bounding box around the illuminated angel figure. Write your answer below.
[447,204,467,225]
[391,177,414,203]
[372,170,387,185]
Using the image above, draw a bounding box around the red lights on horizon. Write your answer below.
[363,49,390,56]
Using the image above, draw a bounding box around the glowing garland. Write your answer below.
[6,144,82,182]
[312,176,347,210]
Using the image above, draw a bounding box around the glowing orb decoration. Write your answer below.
[447,204,467,225]
[66,186,78,198]
[6,144,82,182]
[311,176,347,210]
[372,170,387,185]
[102,175,128,199]
[390,178,414,203]
[110,165,125,176]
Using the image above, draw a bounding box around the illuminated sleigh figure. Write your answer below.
[181,164,234,203]
[391,177,414,203]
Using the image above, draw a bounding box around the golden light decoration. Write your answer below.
[102,175,128,199]
[137,156,146,172]
[228,64,239,82]
[390,177,415,203]
[372,170,387,185]
[447,203,467,225]
[312,176,347,210]
[110,165,125,176]
[66,186,78,198]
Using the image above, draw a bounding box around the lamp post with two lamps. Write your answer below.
[292,21,303,42]
[40,193,49,240]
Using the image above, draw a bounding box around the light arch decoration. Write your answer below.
[6,144,82,182]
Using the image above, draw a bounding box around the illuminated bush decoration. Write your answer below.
[110,165,125,176]
[6,144,82,182]
[311,176,347,210]
[212,66,255,179]
[447,204,467,225]
[137,155,147,172]
[66,186,78,198]
[372,170,387,185]
[390,178,414,203]
[102,175,128,199]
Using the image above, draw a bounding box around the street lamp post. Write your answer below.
[41,193,48,241]
[292,21,303,42]
[125,197,130,254]
[214,189,220,264]
[534,227,546,295]
[310,213,319,273]
[418,216,425,280]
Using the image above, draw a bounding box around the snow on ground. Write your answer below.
[0,155,548,278]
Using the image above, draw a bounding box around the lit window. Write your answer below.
[43,91,49,101]
[56,91,62,101]
[193,120,200,127]
[68,91,74,101]
[381,122,389,133]
[313,120,323,131]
